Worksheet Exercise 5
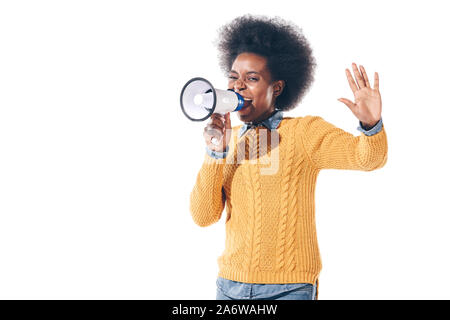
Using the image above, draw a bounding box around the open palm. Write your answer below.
[338,63,382,127]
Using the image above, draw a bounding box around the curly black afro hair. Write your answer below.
[215,14,316,111]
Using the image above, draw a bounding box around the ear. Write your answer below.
[273,80,285,97]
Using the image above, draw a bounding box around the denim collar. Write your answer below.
[238,109,284,138]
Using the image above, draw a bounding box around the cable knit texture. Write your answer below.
[189,115,388,299]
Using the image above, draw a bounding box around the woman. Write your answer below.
[189,15,387,300]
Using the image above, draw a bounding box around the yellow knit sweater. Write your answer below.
[190,115,388,298]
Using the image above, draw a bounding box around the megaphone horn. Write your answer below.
[180,77,247,122]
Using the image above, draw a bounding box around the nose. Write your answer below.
[234,78,246,92]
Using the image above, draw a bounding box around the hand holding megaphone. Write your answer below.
[203,112,231,152]
[180,77,249,148]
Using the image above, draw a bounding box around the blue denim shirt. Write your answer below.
[206,110,383,159]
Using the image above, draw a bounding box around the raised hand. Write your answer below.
[338,63,382,128]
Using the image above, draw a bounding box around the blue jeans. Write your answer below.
[216,277,317,300]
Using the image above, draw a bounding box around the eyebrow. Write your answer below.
[230,70,260,75]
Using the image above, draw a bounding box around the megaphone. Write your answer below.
[180,77,249,121]
[180,77,249,145]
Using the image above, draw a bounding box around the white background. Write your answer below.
[0,0,448,299]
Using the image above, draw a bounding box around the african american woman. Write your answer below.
[189,14,387,300]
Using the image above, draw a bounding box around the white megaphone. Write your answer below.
[180,77,249,145]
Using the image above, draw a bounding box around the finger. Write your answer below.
[204,126,223,137]
[337,98,357,113]
[203,128,222,143]
[208,116,225,127]
[224,112,231,129]
[345,68,359,94]
[206,121,225,133]
[374,72,379,91]
[211,113,225,120]
[204,127,222,137]
[205,135,222,149]
[352,62,365,89]
[359,65,371,89]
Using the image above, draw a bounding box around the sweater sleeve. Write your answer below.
[189,153,226,227]
[298,115,388,171]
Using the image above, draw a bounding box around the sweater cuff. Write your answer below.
[357,118,383,136]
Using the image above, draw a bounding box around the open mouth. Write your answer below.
[243,98,253,108]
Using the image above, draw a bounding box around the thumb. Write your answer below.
[337,98,357,113]
[224,112,231,129]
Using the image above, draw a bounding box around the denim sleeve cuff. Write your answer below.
[205,145,229,159]
[357,117,383,136]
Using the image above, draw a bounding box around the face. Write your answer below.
[228,52,284,123]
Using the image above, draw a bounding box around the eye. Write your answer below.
[228,75,238,80]
[248,77,259,81]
